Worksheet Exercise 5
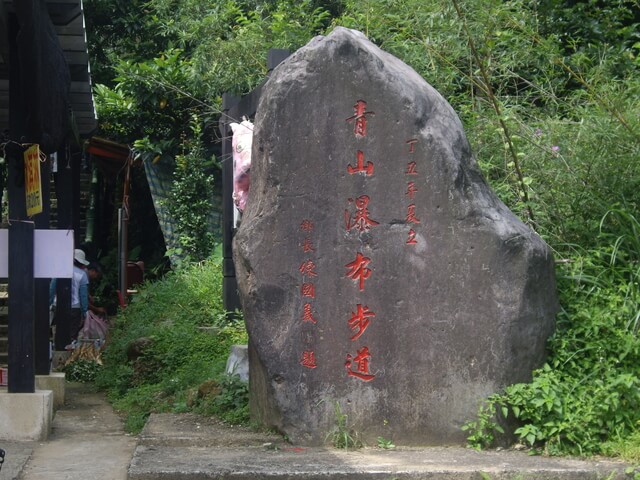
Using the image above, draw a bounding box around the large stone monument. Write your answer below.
[233,27,558,446]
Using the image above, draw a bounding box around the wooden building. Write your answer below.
[0,0,96,393]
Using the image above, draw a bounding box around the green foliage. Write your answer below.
[62,360,103,383]
[327,402,363,449]
[195,374,250,425]
[144,0,334,98]
[84,0,174,85]
[95,49,199,146]
[91,2,335,269]
[603,430,640,463]
[376,436,395,449]
[96,258,248,433]
[461,396,505,450]
[465,209,640,455]
[163,120,217,263]
[537,0,640,57]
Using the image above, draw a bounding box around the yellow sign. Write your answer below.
[24,145,43,216]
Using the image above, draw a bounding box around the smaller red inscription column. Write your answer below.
[403,139,421,246]
[299,219,319,369]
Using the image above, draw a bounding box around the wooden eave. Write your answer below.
[0,0,97,137]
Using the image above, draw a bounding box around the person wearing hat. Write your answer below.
[48,249,92,347]
[86,261,107,316]
[70,249,91,342]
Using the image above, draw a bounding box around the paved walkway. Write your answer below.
[131,413,631,479]
[1,381,633,480]
[8,382,136,480]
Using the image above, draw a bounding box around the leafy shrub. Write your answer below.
[96,258,248,433]
[62,360,103,383]
[163,120,217,264]
[195,374,250,425]
[465,210,640,456]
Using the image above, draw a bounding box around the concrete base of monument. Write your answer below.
[0,389,53,441]
[36,372,65,410]
[128,413,630,480]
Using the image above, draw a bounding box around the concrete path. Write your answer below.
[0,442,33,480]
[2,382,633,480]
[130,413,631,480]
[17,382,136,480]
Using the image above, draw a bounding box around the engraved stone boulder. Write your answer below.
[233,27,558,446]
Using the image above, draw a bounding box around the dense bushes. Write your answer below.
[95,259,248,432]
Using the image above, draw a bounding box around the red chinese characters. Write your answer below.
[301,350,317,369]
[300,219,314,232]
[342,99,379,382]
[406,181,418,200]
[345,347,375,381]
[299,259,318,277]
[406,229,418,245]
[302,303,317,324]
[302,238,315,253]
[406,204,420,224]
[345,252,372,292]
[406,138,418,153]
[347,150,374,176]
[345,195,379,232]
[301,282,315,298]
[299,219,319,369]
[404,140,421,245]
[345,100,375,137]
[348,304,375,341]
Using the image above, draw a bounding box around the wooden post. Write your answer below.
[53,145,73,350]
[220,92,241,314]
[6,9,35,393]
[7,220,35,393]
[54,279,71,350]
[34,157,51,375]
[72,148,81,246]
[117,160,131,303]
[267,49,290,75]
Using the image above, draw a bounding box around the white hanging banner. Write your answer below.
[0,229,74,278]
[34,230,74,278]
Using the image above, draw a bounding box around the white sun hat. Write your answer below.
[74,249,89,266]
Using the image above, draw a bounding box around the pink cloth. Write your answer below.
[231,120,254,211]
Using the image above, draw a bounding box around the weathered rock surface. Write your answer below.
[233,27,558,446]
